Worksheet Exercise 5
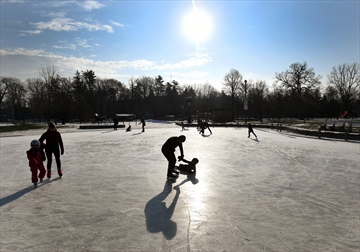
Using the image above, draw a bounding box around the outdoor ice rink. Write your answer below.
[1,122,359,252]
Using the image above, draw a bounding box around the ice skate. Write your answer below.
[34,182,37,189]
[47,170,51,179]
[58,169,63,179]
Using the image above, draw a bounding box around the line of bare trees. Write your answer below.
[0,62,359,124]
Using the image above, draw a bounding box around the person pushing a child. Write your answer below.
[161,135,186,179]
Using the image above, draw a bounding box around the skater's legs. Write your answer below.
[38,164,46,180]
[162,148,176,176]
[30,165,39,183]
[45,148,53,171]
[53,146,61,169]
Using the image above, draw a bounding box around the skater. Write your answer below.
[113,114,119,130]
[26,140,46,188]
[139,118,146,132]
[200,121,212,135]
[248,123,257,138]
[175,158,199,174]
[161,135,186,179]
[39,121,64,179]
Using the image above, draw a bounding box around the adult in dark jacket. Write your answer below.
[39,121,64,179]
[161,135,186,179]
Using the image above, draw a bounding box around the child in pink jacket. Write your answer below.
[26,140,46,188]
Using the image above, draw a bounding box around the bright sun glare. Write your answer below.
[183,8,212,44]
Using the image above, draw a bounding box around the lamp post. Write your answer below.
[187,100,192,123]
[244,80,248,124]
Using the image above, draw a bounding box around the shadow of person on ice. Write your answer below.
[144,181,180,240]
[0,186,34,207]
[0,178,62,207]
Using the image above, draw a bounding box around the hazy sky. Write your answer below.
[0,0,359,91]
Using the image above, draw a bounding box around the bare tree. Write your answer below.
[249,80,269,122]
[26,78,46,122]
[6,78,26,122]
[327,63,360,113]
[275,62,322,119]
[0,76,11,107]
[222,69,243,120]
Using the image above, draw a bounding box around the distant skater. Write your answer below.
[39,121,64,179]
[248,123,257,138]
[26,140,46,188]
[139,118,146,132]
[200,121,212,135]
[161,135,186,179]
[181,122,186,131]
[113,115,119,130]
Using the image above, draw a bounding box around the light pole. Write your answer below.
[244,80,248,124]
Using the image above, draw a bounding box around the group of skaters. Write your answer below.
[27,121,64,188]
[27,119,257,187]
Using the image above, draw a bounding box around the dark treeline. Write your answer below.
[1,62,359,124]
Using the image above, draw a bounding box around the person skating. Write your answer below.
[113,115,119,130]
[26,140,46,188]
[200,121,212,135]
[161,135,186,179]
[248,123,257,138]
[39,121,64,179]
[139,118,146,132]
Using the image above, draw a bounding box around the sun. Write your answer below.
[182,8,212,44]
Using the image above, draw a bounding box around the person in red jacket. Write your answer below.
[26,140,46,188]
[39,121,64,179]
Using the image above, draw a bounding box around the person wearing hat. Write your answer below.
[26,139,46,188]
[39,121,64,179]
[161,135,186,179]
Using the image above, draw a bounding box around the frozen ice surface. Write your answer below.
[1,122,359,251]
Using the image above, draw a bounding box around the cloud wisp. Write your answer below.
[30,18,113,33]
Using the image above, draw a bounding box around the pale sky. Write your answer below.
[0,0,359,91]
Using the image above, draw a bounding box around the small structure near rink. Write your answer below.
[78,113,136,129]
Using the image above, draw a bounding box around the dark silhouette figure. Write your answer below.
[176,158,199,174]
[113,115,119,130]
[139,118,146,132]
[248,123,257,138]
[92,113,106,124]
[162,135,186,179]
[200,121,212,135]
[39,121,64,179]
[144,182,180,240]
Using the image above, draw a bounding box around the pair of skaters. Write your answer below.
[26,122,64,188]
[161,135,199,180]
